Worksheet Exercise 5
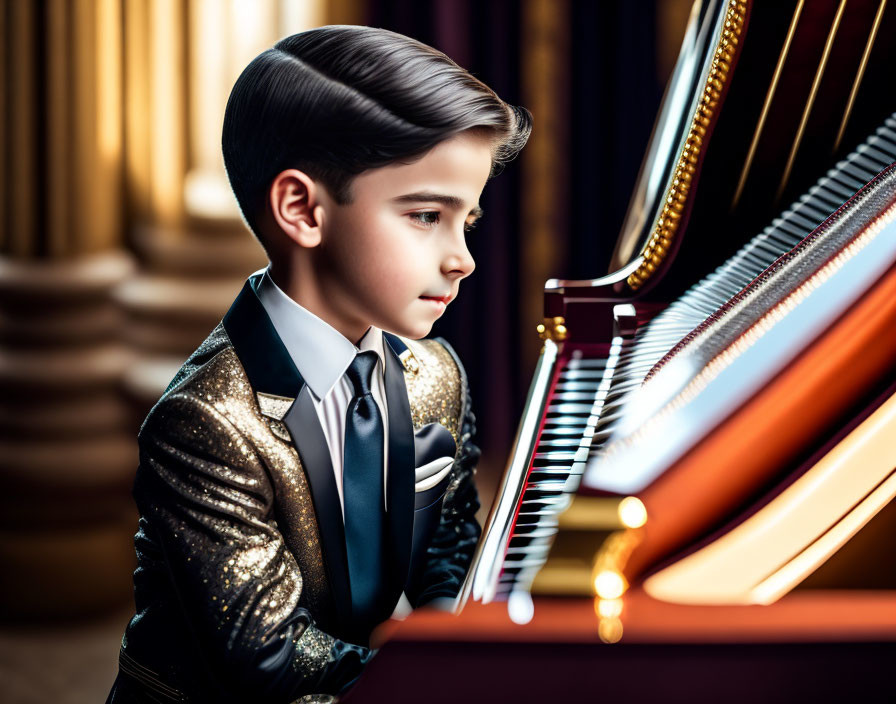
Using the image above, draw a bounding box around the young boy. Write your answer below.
[107,25,530,703]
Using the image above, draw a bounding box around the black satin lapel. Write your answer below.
[225,275,353,630]
[222,274,301,397]
[282,384,352,629]
[383,337,415,595]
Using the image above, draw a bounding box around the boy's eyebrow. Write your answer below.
[392,191,484,218]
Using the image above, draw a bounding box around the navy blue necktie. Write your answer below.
[343,351,387,631]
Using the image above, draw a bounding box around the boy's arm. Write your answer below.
[135,389,372,701]
[409,378,482,607]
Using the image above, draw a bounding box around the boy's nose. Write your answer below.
[442,240,475,280]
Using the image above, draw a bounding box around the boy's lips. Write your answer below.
[419,294,453,304]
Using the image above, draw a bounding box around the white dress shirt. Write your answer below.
[255,267,389,519]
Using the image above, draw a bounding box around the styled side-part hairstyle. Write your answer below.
[222,25,531,244]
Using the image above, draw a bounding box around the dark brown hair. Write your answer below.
[222,25,531,242]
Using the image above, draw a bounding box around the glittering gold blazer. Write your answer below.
[110,273,481,703]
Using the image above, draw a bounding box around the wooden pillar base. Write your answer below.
[0,251,137,620]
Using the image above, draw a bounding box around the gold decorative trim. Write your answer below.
[628,0,748,291]
[537,316,568,342]
[399,349,420,374]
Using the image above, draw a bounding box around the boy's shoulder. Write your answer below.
[138,323,265,443]
[163,323,234,397]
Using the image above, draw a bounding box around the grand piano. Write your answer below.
[346,1,896,700]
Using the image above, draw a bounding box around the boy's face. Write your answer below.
[313,131,493,340]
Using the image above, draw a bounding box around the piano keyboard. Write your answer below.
[617,112,896,403]
[497,341,623,597]
[494,112,896,599]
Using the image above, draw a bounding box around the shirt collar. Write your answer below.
[255,267,386,400]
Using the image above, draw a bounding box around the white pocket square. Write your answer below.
[414,456,454,492]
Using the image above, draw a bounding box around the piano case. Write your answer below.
[346,1,896,700]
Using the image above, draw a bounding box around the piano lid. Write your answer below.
[550,0,896,302]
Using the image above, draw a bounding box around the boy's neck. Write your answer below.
[268,257,370,345]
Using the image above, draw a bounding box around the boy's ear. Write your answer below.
[268,169,325,248]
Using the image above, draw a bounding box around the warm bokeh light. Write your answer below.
[593,569,627,600]
[96,0,122,162]
[596,596,624,619]
[150,0,186,225]
[618,496,648,529]
[597,616,624,644]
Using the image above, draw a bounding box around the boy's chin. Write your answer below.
[386,320,434,340]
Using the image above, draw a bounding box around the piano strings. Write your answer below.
[776,0,848,201]
[833,0,888,153]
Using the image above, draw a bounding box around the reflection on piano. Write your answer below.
[346,1,896,700]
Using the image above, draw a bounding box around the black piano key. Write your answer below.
[843,160,877,181]
[785,212,818,231]
[500,556,553,569]
[504,543,552,558]
[566,358,609,370]
[792,203,831,224]
[558,371,605,382]
[806,187,846,211]
[522,489,569,505]
[527,473,575,487]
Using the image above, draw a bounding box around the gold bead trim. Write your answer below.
[627,0,748,291]
[399,349,420,374]
[537,316,568,342]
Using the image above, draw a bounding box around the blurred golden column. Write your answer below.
[0,0,137,617]
[115,0,347,412]
[520,0,570,373]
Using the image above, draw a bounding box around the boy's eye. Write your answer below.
[410,211,440,227]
